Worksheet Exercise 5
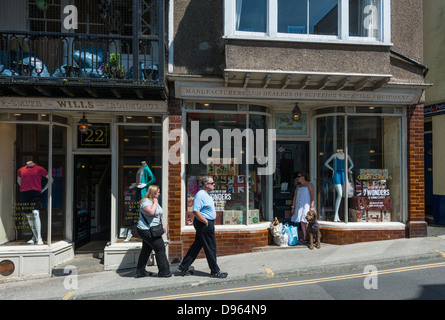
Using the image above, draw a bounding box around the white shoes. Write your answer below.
[27,237,44,245]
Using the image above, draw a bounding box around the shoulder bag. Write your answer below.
[140,211,164,237]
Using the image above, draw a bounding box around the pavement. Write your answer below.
[1,226,445,300]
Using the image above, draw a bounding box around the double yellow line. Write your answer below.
[142,261,445,300]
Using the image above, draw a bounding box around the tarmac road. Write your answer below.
[122,260,445,300]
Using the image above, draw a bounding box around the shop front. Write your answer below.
[0,97,167,280]
[169,79,425,259]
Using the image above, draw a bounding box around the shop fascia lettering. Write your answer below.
[168,121,276,176]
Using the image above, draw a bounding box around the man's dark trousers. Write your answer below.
[180,219,220,274]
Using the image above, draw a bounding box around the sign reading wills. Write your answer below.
[0,97,167,113]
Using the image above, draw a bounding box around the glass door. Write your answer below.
[273,141,310,222]
[74,156,92,249]
[74,155,112,250]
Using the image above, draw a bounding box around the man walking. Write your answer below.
[176,176,228,278]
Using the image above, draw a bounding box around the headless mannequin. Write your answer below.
[17,161,51,245]
[324,149,354,222]
[126,161,156,241]
[129,161,156,197]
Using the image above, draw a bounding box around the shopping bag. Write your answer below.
[284,223,299,246]
[278,229,288,247]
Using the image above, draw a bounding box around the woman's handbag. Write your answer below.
[149,222,164,237]
[141,212,164,237]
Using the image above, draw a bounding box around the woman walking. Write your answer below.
[135,185,171,278]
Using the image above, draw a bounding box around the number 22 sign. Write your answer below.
[79,124,109,148]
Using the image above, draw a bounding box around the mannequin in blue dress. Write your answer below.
[324,149,354,222]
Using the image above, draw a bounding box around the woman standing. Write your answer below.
[291,171,315,244]
[135,185,171,278]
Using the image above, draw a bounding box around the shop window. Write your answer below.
[118,124,162,241]
[185,109,270,226]
[316,111,402,223]
[51,124,67,242]
[0,114,67,246]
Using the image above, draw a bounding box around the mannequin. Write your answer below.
[129,161,156,199]
[126,161,156,241]
[324,149,354,222]
[17,161,51,245]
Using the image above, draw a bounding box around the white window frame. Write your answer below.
[223,0,391,45]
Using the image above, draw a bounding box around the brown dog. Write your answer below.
[306,210,321,250]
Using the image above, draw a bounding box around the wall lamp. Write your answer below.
[77,113,91,133]
[292,103,302,121]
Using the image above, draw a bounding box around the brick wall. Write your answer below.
[406,104,427,238]
[181,229,270,258]
[167,99,184,263]
[320,227,405,245]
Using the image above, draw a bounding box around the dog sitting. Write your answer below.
[306,210,321,250]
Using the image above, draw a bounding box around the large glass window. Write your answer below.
[118,123,162,241]
[226,0,389,43]
[51,123,67,242]
[236,0,267,33]
[316,109,402,223]
[349,0,380,38]
[278,0,338,35]
[0,114,67,246]
[185,106,270,226]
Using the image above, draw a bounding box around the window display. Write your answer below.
[17,161,51,245]
[118,124,162,241]
[0,114,67,246]
[324,149,354,222]
[316,110,402,223]
[185,107,270,226]
[350,169,392,222]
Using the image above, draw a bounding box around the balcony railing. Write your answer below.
[0,31,163,86]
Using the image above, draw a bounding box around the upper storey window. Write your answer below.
[225,0,391,44]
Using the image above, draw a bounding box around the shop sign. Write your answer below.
[0,97,167,113]
[424,102,445,117]
[180,85,419,104]
[275,113,307,135]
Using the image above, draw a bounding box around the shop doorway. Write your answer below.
[273,141,309,223]
[73,155,111,251]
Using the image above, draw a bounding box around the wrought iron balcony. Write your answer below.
[0,30,165,99]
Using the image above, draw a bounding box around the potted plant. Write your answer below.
[99,53,126,79]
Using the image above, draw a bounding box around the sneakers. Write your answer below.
[175,266,227,278]
[175,266,193,276]
[211,271,228,278]
[27,237,44,245]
